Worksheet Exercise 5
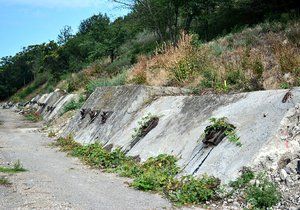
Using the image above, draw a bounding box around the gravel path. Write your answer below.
[0,109,171,209]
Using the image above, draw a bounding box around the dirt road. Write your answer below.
[0,109,171,209]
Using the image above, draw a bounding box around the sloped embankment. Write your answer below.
[25,85,300,184]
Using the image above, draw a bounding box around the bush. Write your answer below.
[246,173,281,208]
[229,168,255,189]
[131,154,179,191]
[166,175,220,205]
[53,137,221,206]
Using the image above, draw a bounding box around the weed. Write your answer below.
[131,154,179,191]
[166,175,220,205]
[225,130,242,147]
[229,168,255,189]
[203,117,242,147]
[86,72,127,95]
[246,173,281,208]
[53,136,220,206]
[228,169,281,208]
[0,177,11,186]
[24,111,42,122]
[280,82,290,89]
[48,131,56,138]
[132,113,159,140]
[199,68,219,89]
[62,96,85,114]
[172,59,197,84]
[0,160,27,173]
[52,135,81,152]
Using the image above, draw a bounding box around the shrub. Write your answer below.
[53,137,221,206]
[0,177,11,186]
[229,168,255,189]
[131,113,158,140]
[246,173,281,208]
[166,175,220,205]
[131,154,179,191]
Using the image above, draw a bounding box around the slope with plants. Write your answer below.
[0,0,299,101]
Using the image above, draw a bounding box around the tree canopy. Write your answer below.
[0,0,299,100]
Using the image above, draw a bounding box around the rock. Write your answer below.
[249,180,256,185]
[280,169,288,181]
[285,177,293,187]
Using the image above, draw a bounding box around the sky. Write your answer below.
[0,0,130,58]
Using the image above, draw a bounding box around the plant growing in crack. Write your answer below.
[202,117,242,147]
[131,113,159,140]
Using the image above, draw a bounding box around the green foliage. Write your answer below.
[85,72,127,95]
[0,177,11,186]
[226,70,245,87]
[166,175,220,205]
[204,117,242,147]
[24,111,43,122]
[0,160,27,173]
[229,169,255,189]
[198,68,221,90]
[172,59,197,84]
[246,173,281,208]
[54,136,220,206]
[131,154,179,191]
[280,82,290,89]
[132,113,158,139]
[62,95,85,114]
[228,170,281,208]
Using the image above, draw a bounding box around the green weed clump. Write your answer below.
[62,95,85,114]
[53,136,220,206]
[166,175,220,205]
[229,168,255,189]
[131,113,158,140]
[204,117,242,147]
[24,111,42,122]
[229,169,281,209]
[0,177,11,186]
[0,160,27,173]
[85,72,127,95]
[246,173,281,208]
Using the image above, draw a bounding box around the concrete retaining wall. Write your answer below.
[57,85,300,182]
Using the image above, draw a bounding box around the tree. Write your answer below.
[57,26,73,45]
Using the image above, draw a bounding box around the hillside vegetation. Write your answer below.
[0,0,299,101]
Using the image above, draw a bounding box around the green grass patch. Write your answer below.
[0,177,11,186]
[245,173,281,208]
[24,111,42,122]
[53,136,221,206]
[62,95,85,114]
[85,71,127,95]
[229,169,281,209]
[0,160,27,174]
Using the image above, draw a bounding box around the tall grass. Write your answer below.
[128,19,300,93]
[86,71,127,95]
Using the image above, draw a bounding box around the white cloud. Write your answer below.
[0,0,115,9]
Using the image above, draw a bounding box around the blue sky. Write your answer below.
[0,0,129,58]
